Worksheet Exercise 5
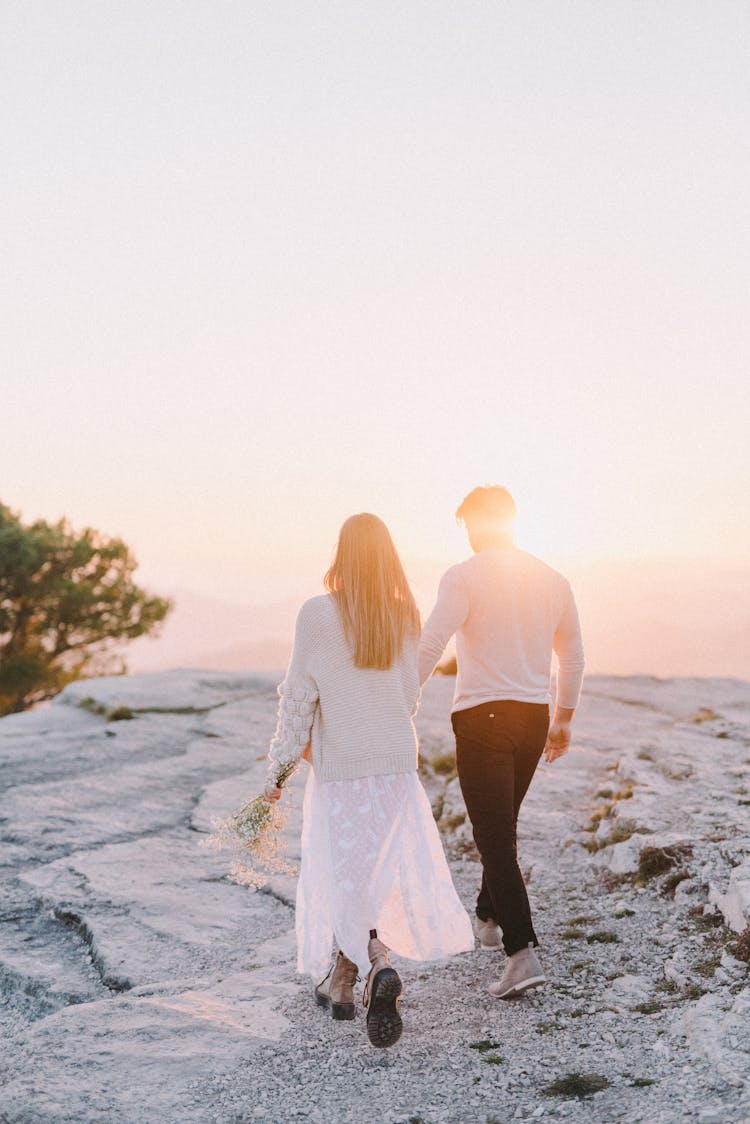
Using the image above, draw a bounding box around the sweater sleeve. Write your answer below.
[553,583,585,709]
[267,602,320,784]
[417,567,470,685]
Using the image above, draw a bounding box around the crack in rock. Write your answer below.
[52,909,132,993]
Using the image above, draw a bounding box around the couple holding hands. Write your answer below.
[263,486,584,1048]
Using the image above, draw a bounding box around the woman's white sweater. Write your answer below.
[267,594,420,784]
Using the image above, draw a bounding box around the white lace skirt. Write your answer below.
[295,769,474,978]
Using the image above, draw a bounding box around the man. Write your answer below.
[418,486,585,998]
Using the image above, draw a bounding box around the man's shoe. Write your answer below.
[489,943,546,999]
[363,934,403,1047]
[473,915,502,950]
[314,950,358,1020]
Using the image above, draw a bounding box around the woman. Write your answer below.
[264,513,473,1048]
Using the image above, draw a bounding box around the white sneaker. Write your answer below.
[473,915,502,950]
[489,943,546,999]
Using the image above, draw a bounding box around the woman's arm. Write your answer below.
[265,602,319,794]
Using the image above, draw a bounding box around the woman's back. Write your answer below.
[277,594,420,783]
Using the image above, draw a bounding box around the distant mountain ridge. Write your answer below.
[125,558,750,681]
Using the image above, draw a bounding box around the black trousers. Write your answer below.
[451,700,550,957]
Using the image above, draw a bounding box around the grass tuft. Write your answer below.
[734,925,750,963]
[661,869,690,898]
[586,930,620,944]
[600,819,642,847]
[613,782,635,800]
[469,1039,502,1053]
[637,843,692,883]
[692,707,721,723]
[632,999,664,1014]
[543,1073,611,1099]
[106,705,134,721]
[693,953,722,978]
[432,753,457,776]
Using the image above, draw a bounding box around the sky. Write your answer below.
[3,2,749,676]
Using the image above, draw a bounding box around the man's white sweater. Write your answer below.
[268,594,420,783]
[418,545,585,713]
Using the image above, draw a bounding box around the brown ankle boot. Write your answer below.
[363,933,403,1047]
[314,951,358,1021]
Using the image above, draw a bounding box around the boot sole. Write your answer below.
[314,990,356,1021]
[489,974,546,1000]
[366,967,403,1048]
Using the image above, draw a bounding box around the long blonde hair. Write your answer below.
[324,513,420,669]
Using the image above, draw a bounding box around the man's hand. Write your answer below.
[543,707,575,764]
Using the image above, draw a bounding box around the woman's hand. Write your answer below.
[301,740,312,763]
[263,785,283,803]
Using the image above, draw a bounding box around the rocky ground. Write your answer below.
[1,670,749,1123]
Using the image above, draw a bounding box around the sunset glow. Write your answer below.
[3,3,749,678]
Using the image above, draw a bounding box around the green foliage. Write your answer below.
[432,752,457,775]
[0,502,171,715]
[543,1073,611,1098]
[106,706,135,722]
[469,1039,502,1053]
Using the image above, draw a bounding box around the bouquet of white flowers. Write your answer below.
[202,759,298,888]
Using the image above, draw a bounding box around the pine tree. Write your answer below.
[0,502,172,715]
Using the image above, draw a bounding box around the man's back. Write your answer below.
[418,545,584,712]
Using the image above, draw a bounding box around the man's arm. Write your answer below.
[417,568,470,685]
[543,706,576,763]
[544,585,585,763]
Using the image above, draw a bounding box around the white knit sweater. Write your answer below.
[418,545,585,712]
[267,594,420,783]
